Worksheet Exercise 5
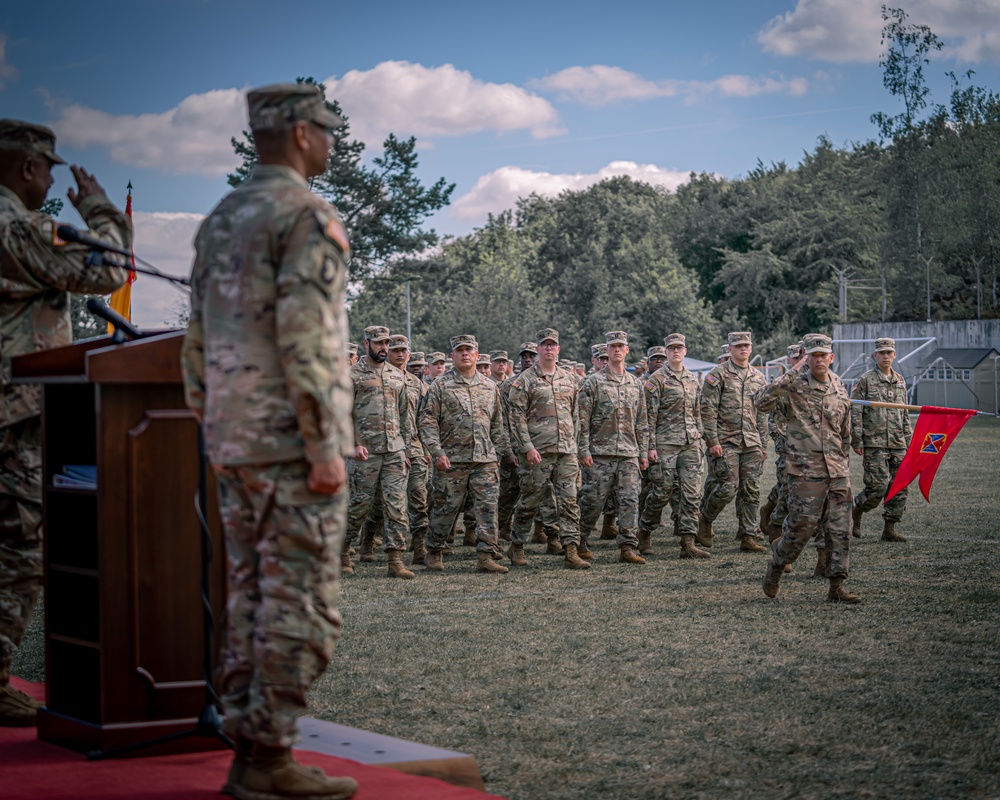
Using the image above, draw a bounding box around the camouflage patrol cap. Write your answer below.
[803,333,833,354]
[388,334,409,350]
[647,346,667,359]
[518,341,538,356]
[536,328,559,344]
[591,343,608,358]
[364,325,391,342]
[427,351,447,364]
[476,354,490,366]
[246,83,344,131]
[664,333,686,348]
[490,350,509,363]
[450,334,478,351]
[786,344,801,359]
[347,342,358,356]
[605,330,628,345]
[408,351,426,366]
[0,119,65,164]
[874,337,896,352]
[728,331,752,346]
[557,359,572,368]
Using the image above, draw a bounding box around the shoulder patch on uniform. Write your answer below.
[705,373,717,385]
[318,212,350,255]
[644,380,654,390]
[512,379,521,389]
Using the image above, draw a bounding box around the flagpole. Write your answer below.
[851,399,994,416]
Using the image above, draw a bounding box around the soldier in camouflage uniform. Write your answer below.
[590,343,608,374]
[578,331,650,564]
[358,335,428,573]
[347,342,358,366]
[755,334,859,604]
[698,331,768,553]
[423,351,447,384]
[759,342,804,543]
[640,334,709,560]
[475,353,491,378]
[0,120,130,728]
[419,335,511,573]
[506,329,589,569]
[851,337,912,543]
[407,351,426,378]
[635,345,667,549]
[497,342,536,542]
[344,325,411,578]
[180,85,358,798]
[489,350,508,383]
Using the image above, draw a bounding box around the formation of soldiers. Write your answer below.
[342,326,914,604]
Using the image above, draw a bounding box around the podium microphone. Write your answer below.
[86,297,143,343]
[57,224,134,259]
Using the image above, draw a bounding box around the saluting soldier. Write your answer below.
[419,334,511,573]
[698,331,768,553]
[850,337,912,543]
[578,331,650,564]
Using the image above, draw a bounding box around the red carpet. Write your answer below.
[3,679,504,800]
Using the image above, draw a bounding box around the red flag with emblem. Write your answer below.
[885,406,977,502]
[107,182,136,333]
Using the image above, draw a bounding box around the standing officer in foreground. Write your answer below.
[419,335,511,573]
[698,331,768,553]
[181,85,358,799]
[755,334,858,604]
[850,337,911,543]
[0,120,130,727]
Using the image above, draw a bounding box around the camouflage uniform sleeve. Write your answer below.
[754,367,796,414]
[700,373,722,448]
[181,242,206,418]
[397,371,412,448]
[644,378,659,447]
[507,378,534,454]
[901,376,913,441]
[418,380,445,460]
[1,193,131,296]
[636,379,649,453]
[577,377,594,458]
[850,373,867,449]
[275,206,353,463]
[694,379,704,439]
[754,372,768,443]
[489,384,511,459]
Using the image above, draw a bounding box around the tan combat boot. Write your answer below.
[637,529,654,556]
[762,541,783,598]
[411,531,427,565]
[759,496,775,535]
[476,552,509,573]
[340,544,354,576]
[563,543,591,570]
[881,519,907,542]
[696,513,714,548]
[0,683,39,727]
[424,549,444,572]
[506,542,528,567]
[852,504,863,537]
[359,528,376,563]
[577,537,594,560]
[740,534,766,553]
[619,545,647,565]
[462,526,477,547]
[386,549,415,579]
[240,744,357,800]
[813,547,827,577]
[546,535,564,555]
[827,577,861,604]
[680,534,711,559]
[600,513,618,540]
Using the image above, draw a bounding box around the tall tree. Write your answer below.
[229,77,455,282]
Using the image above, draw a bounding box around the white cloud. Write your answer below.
[0,34,18,90]
[128,211,203,327]
[324,61,563,143]
[50,89,247,175]
[452,162,692,220]
[758,0,1000,64]
[532,65,808,106]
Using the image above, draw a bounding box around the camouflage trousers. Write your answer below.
[512,453,581,546]
[700,444,765,538]
[772,474,852,579]
[345,451,408,550]
[764,448,787,527]
[854,448,907,522]
[215,459,345,747]
[579,457,640,548]
[428,462,501,555]
[363,450,429,546]
[639,442,705,538]
[497,460,520,538]
[0,419,42,685]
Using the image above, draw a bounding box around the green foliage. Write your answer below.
[228,77,454,282]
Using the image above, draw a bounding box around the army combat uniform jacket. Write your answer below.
[643,366,703,449]
[850,368,912,450]
[578,368,649,459]
[350,359,409,455]
[419,370,510,464]
[506,364,579,455]
[700,360,768,450]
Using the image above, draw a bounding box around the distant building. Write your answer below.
[912,348,999,414]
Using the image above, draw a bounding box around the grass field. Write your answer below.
[14,417,1000,799]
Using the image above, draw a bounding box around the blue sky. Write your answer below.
[3,0,999,325]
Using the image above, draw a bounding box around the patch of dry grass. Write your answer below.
[15,418,1000,799]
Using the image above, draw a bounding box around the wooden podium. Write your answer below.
[11,331,227,756]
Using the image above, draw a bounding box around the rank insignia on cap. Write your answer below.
[705,373,717,385]
[920,433,946,454]
[322,216,350,254]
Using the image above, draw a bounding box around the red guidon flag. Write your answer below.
[107,182,137,333]
[885,406,977,502]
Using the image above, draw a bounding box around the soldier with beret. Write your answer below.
[698,331,769,553]
[0,120,131,728]
[755,334,859,603]
[850,337,912,542]
[180,84,358,798]
[419,334,511,573]
[578,331,650,564]
[640,334,710,559]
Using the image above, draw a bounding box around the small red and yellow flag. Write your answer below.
[107,182,136,333]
